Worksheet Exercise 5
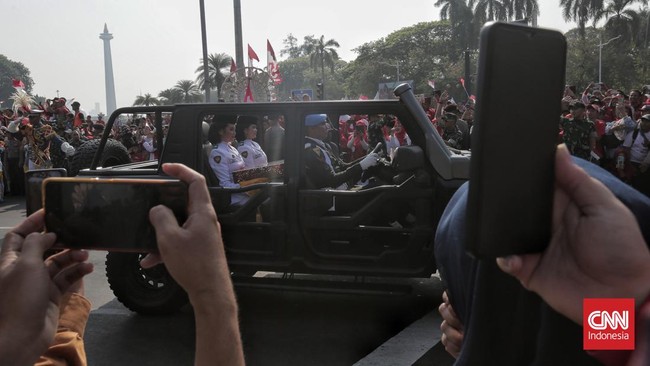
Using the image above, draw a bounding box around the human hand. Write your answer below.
[439,290,464,358]
[497,145,650,325]
[141,164,233,304]
[0,210,93,364]
[61,141,75,156]
[359,152,379,170]
[640,162,649,173]
[142,163,244,365]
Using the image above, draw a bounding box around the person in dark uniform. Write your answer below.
[303,114,379,189]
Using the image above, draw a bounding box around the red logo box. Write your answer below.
[583,298,635,350]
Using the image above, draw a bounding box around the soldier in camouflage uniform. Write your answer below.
[560,102,597,160]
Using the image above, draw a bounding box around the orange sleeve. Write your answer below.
[35,293,91,366]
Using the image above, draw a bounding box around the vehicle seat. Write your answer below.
[391,146,425,184]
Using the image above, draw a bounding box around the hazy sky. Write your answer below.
[4,0,574,114]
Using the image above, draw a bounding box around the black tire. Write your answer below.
[69,139,131,176]
[105,252,189,315]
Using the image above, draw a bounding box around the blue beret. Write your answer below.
[305,114,328,127]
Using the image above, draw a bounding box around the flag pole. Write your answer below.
[199,0,210,102]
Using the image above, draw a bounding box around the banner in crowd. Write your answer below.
[375,80,414,100]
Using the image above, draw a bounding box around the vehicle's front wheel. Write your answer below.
[105,252,188,315]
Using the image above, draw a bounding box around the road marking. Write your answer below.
[353,310,442,366]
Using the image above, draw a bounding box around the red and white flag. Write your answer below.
[427,80,436,90]
[230,58,237,73]
[267,40,282,85]
[244,79,254,103]
[459,78,470,97]
[247,44,259,67]
[12,79,25,89]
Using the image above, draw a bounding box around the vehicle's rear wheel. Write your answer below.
[69,139,131,176]
[105,252,189,315]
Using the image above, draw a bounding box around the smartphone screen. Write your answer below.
[25,169,67,215]
[466,22,567,258]
[44,178,188,252]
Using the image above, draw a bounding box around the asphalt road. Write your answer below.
[0,195,454,365]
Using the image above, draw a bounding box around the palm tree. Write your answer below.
[508,0,540,24]
[133,93,160,106]
[305,35,340,98]
[594,0,648,45]
[560,0,605,37]
[637,5,650,48]
[195,53,232,100]
[173,80,203,103]
[158,88,184,105]
[470,0,508,22]
[435,0,478,51]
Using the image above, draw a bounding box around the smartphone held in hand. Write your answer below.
[43,178,188,252]
[465,22,567,258]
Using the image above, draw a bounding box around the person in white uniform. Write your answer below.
[235,115,268,168]
[208,115,248,206]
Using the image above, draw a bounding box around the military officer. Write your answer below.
[303,114,379,189]
[208,115,248,206]
[235,115,268,168]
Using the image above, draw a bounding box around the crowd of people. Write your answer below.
[558,84,650,197]
[0,91,174,202]
[416,83,650,198]
[334,113,412,163]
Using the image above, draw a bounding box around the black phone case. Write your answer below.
[466,22,567,258]
[44,178,188,252]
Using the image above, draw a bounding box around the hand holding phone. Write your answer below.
[44,178,188,252]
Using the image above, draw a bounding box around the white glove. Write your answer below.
[359,152,379,170]
[61,142,76,157]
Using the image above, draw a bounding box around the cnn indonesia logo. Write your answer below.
[583,298,635,350]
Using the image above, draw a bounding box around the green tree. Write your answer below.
[560,0,605,37]
[634,7,650,80]
[158,88,184,105]
[281,33,302,58]
[0,55,34,107]
[470,0,508,21]
[435,0,478,52]
[344,21,466,100]
[563,25,640,89]
[133,93,161,106]
[595,0,648,45]
[195,53,232,100]
[275,56,348,101]
[304,35,340,97]
[174,80,203,103]
[508,0,541,24]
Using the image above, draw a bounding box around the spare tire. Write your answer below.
[68,139,131,176]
